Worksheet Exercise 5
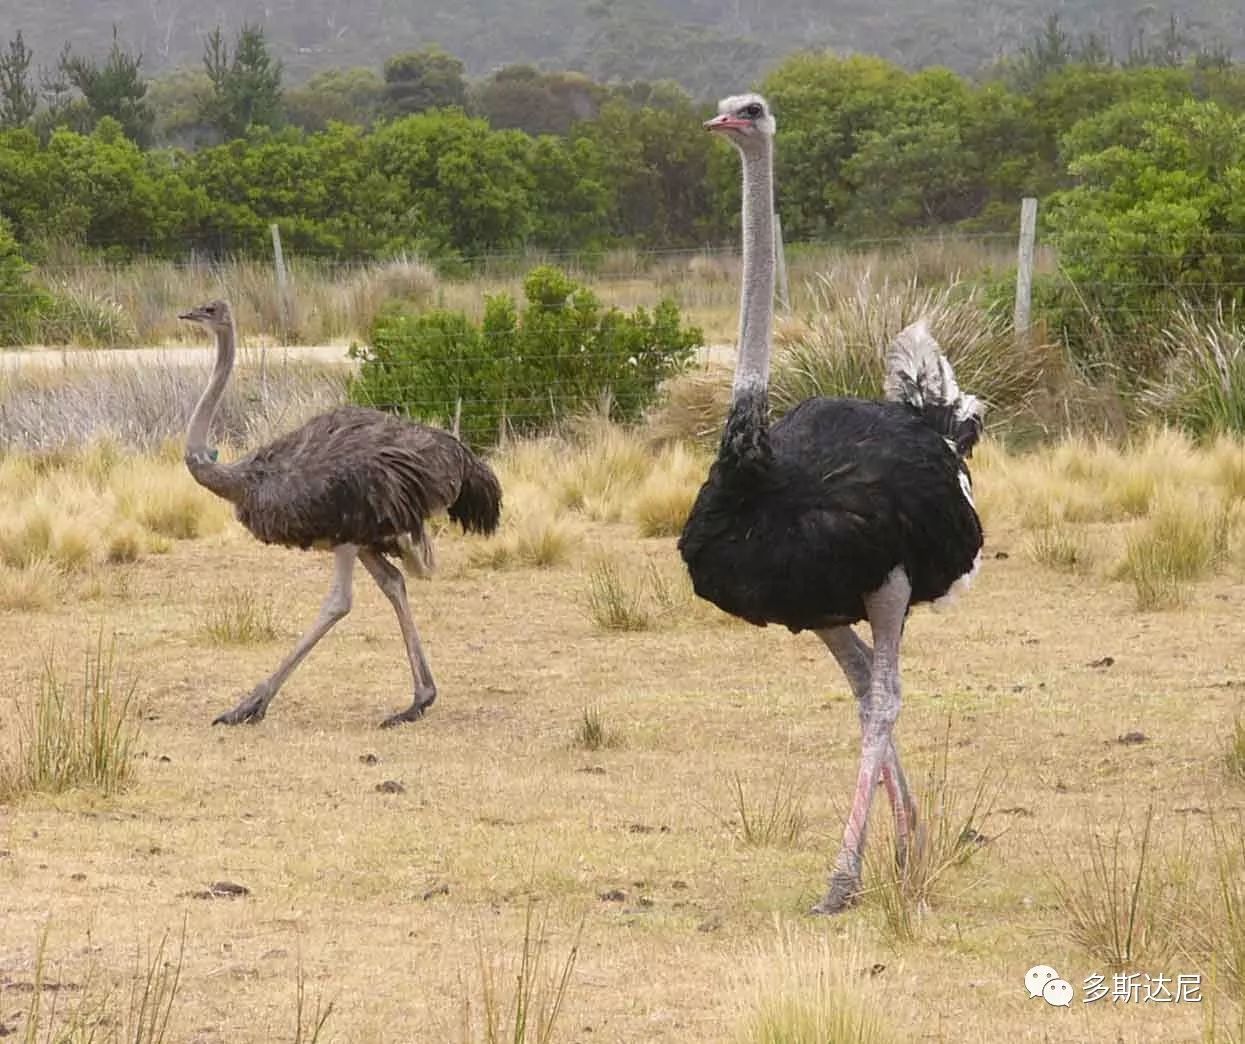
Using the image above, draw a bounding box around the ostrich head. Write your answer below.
[704,93,775,152]
[178,298,233,333]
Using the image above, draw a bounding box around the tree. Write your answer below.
[472,66,604,135]
[147,66,216,147]
[382,47,466,117]
[59,28,155,147]
[1047,98,1245,364]
[760,53,908,238]
[201,23,283,140]
[285,68,383,131]
[0,32,37,129]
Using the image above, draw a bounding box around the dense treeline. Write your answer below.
[2,0,1242,89]
[1,22,1245,283]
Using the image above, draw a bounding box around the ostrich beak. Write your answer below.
[704,113,750,132]
[178,308,204,322]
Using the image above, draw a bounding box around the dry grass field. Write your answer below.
[4,416,1245,1043]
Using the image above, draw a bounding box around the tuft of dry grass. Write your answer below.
[1184,814,1245,1006]
[646,366,732,447]
[0,558,61,610]
[1,634,138,801]
[1228,718,1245,783]
[111,460,234,541]
[772,273,1047,425]
[1050,805,1189,970]
[629,442,708,537]
[572,705,623,752]
[727,765,808,849]
[457,901,582,1044]
[204,586,281,645]
[1027,523,1097,573]
[1116,493,1233,610]
[17,922,185,1044]
[468,487,581,570]
[734,922,899,1044]
[584,557,652,632]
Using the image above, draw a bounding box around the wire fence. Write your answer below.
[6,212,1245,449]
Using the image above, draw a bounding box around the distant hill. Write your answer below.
[3,0,1239,93]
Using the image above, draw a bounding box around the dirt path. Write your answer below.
[0,342,734,373]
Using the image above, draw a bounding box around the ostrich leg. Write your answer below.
[213,545,357,725]
[813,568,912,914]
[816,626,919,868]
[358,549,438,729]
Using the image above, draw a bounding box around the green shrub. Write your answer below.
[348,265,701,447]
[0,215,51,345]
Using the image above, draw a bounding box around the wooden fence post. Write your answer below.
[1013,197,1038,340]
[774,211,791,313]
[270,221,290,342]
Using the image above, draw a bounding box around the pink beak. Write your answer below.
[704,113,750,132]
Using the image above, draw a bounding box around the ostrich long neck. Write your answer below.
[718,136,775,472]
[733,137,776,404]
[185,320,245,503]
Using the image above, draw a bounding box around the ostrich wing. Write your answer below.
[233,407,472,551]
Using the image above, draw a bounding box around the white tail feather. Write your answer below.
[884,318,984,455]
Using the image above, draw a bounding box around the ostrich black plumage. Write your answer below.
[179,299,502,728]
[678,95,984,914]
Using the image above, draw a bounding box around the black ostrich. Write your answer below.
[179,299,502,728]
[678,95,984,914]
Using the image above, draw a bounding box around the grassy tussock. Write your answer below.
[492,420,708,541]
[582,555,695,632]
[584,557,653,631]
[0,635,138,801]
[645,365,732,447]
[981,430,1245,607]
[204,586,281,645]
[734,924,898,1044]
[1026,524,1097,573]
[1116,494,1233,610]
[1186,815,1245,1006]
[727,766,808,849]
[572,705,623,751]
[457,902,581,1044]
[467,484,581,570]
[17,924,185,1044]
[0,558,61,610]
[1228,718,1245,783]
[0,446,232,583]
[1143,304,1245,438]
[1049,805,1189,970]
[772,274,1046,424]
[629,442,709,537]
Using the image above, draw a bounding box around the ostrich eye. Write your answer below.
[743,103,762,118]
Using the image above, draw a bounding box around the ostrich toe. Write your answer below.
[811,869,862,915]
[212,687,271,726]
[378,685,437,729]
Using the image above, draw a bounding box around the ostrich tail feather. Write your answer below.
[884,318,984,458]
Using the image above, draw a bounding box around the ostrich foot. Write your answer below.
[212,686,271,725]
[811,869,862,915]
[378,686,437,729]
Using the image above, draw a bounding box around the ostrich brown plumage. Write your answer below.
[179,299,501,728]
[678,95,983,914]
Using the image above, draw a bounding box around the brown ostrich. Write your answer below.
[179,299,501,728]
